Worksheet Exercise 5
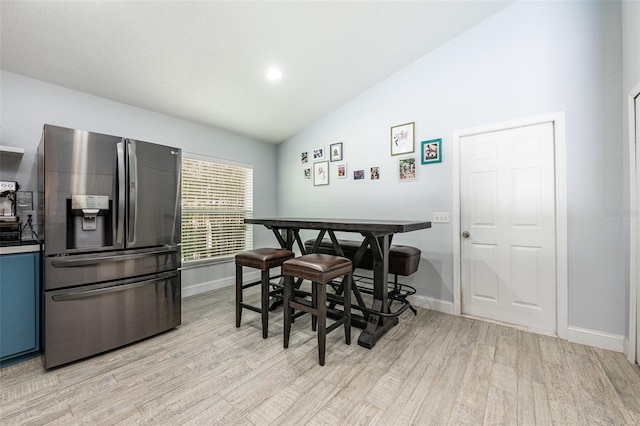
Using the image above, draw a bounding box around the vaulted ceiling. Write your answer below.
[1,1,510,143]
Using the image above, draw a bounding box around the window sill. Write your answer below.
[180,256,234,270]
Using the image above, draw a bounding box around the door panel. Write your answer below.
[41,125,123,255]
[471,171,498,226]
[0,253,39,360]
[470,244,499,301]
[510,245,542,307]
[461,122,556,333]
[511,168,541,225]
[126,139,181,249]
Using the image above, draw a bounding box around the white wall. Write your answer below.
[0,71,279,294]
[277,1,626,336]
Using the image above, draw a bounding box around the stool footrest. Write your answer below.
[243,275,285,290]
[328,273,417,318]
[351,274,416,296]
[239,303,262,314]
[326,317,347,334]
[289,299,317,314]
[292,310,307,320]
[241,280,261,290]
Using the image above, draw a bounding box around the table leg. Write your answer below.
[357,234,398,348]
[358,301,399,348]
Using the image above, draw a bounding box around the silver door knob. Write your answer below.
[462,231,470,238]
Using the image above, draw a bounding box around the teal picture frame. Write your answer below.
[421,138,442,164]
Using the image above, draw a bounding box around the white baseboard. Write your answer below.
[410,295,455,315]
[181,271,259,298]
[411,295,624,353]
[567,326,625,353]
[623,337,632,362]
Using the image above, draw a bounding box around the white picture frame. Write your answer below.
[313,161,329,186]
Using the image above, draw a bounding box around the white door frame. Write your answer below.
[452,112,568,339]
[628,81,640,364]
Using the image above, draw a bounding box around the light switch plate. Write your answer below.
[433,212,450,223]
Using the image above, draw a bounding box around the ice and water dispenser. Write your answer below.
[66,194,113,249]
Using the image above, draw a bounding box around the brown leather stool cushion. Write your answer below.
[283,254,352,283]
[303,239,421,276]
[388,245,421,276]
[235,248,295,270]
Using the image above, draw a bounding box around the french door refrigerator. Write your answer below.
[39,125,181,368]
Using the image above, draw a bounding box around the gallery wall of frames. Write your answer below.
[299,122,442,187]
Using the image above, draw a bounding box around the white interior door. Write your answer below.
[460,122,557,333]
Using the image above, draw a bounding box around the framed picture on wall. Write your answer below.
[313,161,329,186]
[421,138,442,164]
[398,157,417,181]
[330,142,343,161]
[371,166,380,180]
[313,147,325,160]
[390,122,415,156]
[301,151,308,164]
[337,162,347,179]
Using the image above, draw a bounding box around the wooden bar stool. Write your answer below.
[235,248,295,338]
[282,254,352,366]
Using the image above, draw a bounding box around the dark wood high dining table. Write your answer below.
[244,217,431,349]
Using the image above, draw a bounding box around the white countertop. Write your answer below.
[0,241,41,255]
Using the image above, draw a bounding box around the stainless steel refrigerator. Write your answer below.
[38,125,181,368]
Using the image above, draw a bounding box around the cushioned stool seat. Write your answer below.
[304,239,421,276]
[304,239,421,315]
[283,254,352,366]
[235,248,295,338]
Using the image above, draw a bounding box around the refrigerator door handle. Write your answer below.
[116,140,126,245]
[127,139,138,244]
[51,272,176,301]
[50,247,179,268]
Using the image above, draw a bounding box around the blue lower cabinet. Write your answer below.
[0,252,40,366]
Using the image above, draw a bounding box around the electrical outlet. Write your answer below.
[433,212,450,223]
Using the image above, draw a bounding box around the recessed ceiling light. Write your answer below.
[266,67,282,81]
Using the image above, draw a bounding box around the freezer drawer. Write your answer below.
[44,246,180,290]
[44,271,180,368]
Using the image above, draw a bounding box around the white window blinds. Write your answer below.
[181,155,253,263]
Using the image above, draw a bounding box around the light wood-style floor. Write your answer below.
[2,285,640,425]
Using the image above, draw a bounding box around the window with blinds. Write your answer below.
[181,155,253,263]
